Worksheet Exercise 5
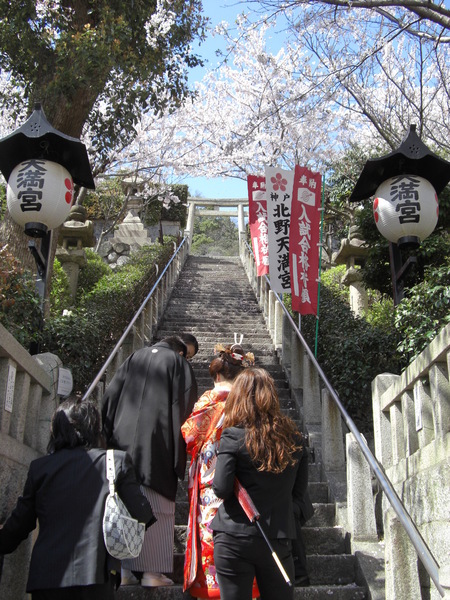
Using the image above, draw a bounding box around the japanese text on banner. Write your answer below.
[265,167,295,293]
[247,175,269,277]
[290,166,321,315]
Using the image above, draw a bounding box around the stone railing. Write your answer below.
[83,237,189,401]
[0,237,190,599]
[372,324,449,600]
[239,236,448,599]
[0,324,61,600]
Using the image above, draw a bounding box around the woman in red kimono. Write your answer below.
[181,342,257,599]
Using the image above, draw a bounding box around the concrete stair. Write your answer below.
[116,255,367,599]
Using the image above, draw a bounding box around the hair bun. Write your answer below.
[214,343,255,367]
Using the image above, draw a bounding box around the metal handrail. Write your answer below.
[82,237,188,402]
[242,239,444,597]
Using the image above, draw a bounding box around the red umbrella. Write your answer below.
[234,478,292,587]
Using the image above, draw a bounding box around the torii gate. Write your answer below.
[185,197,249,240]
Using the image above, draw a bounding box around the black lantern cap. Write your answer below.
[350,125,450,202]
[0,103,95,189]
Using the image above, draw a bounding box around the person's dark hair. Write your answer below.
[180,333,199,356]
[47,398,102,453]
[209,344,253,382]
[161,335,188,356]
[223,367,301,473]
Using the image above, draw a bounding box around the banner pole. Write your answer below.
[314,177,325,358]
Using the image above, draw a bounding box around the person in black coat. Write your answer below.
[101,335,198,587]
[0,398,155,600]
[211,367,306,600]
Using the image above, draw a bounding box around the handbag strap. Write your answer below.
[106,449,116,495]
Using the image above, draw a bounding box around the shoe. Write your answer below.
[121,569,140,586]
[295,575,310,587]
[141,572,174,587]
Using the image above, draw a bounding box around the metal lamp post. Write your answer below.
[350,125,450,305]
[0,103,95,313]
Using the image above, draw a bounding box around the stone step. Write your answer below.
[116,561,366,600]
[116,583,366,599]
[142,256,367,599]
[172,523,348,556]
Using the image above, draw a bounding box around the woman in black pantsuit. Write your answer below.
[0,399,156,599]
[211,367,305,600]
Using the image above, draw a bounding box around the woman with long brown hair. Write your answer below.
[211,367,305,600]
[181,343,258,598]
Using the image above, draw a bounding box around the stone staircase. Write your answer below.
[116,255,367,600]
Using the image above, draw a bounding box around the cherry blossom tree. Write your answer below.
[114,10,449,187]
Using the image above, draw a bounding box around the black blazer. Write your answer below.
[0,447,155,592]
[211,426,304,540]
[101,341,198,501]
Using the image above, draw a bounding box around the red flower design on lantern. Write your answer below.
[64,178,74,204]
[271,172,287,191]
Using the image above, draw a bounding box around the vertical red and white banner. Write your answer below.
[289,165,321,314]
[265,166,295,293]
[247,175,269,277]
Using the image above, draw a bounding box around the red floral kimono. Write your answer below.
[181,388,228,598]
[181,387,259,598]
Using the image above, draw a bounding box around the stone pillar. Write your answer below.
[346,433,378,542]
[185,201,196,240]
[322,389,345,471]
[372,372,398,468]
[238,203,245,237]
[384,509,422,600]
[303,353,321,425]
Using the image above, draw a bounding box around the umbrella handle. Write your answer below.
[254,520,293,587]
[234,478,292,587]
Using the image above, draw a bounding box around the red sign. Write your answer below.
[247,175,269,277]
[289,165,321,315]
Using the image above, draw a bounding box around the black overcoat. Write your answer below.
[101,341,198,501]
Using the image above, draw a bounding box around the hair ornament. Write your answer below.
[213,342,255,367]
[234,332,244,345]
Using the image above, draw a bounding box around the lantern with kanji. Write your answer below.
[372,174,439,248]
[7,159,74,237]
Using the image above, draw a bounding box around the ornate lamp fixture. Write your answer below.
[0,104,95,346]
[350,125,450,305]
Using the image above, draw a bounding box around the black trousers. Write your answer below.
[213,531,294,600]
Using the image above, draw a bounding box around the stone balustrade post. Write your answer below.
[281,313,292,370]
[384,510,422,599]
[322,388,346,472]
[274,299,283,350]
[267,290,276,341]
[372,373,397,468]
[346,432,377,543]
[303,353,321,425]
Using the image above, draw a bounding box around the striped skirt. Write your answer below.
[122,486,175,573]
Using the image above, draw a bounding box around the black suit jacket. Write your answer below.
[0,447,154,592]
[211,426,304,539]
[101,341,198,501]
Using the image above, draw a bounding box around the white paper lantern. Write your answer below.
[7,159,74,236]
[373,174,438,245]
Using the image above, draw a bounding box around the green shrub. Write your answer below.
[395,259,450,362]
[75,248,111,300]
[42,239,176,392]
[290,282,400,432]
[49,259,72,314]
[0,245,42,348]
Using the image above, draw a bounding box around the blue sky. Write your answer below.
[180,1,258,200]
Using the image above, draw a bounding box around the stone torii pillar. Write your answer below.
[185,200,196,241]
[184,197,248,242]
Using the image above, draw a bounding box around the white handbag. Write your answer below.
[102,449,145,559]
